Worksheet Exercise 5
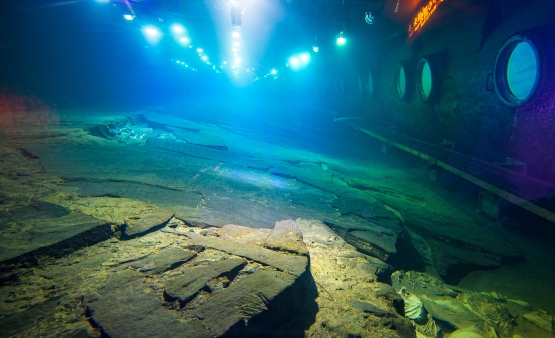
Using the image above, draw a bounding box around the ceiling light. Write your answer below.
[336,32,346,46]
[171,24,185,34]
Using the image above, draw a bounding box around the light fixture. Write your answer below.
[142,25,162,45]
[201,55,208,61]
[123,14,135,21]
[365,12,375,25]
[313,46,319,53]
[336,32,346,46]
[270,69,277,75]
[232,31,240,38]
[171,24,185,34]
[196,48,203,53]
[144,26,160,37]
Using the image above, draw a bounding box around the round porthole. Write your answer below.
[494,35,540,106]
[416,58,435,102]
[395,62,413,101]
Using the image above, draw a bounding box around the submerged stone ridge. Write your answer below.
[120,209,175,239]
[131,246,197,274]
[163,257,247,307]
[86,270,211,338]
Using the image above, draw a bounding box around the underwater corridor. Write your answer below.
[2,0,555,337]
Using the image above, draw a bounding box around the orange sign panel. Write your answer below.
[408,0,444,37]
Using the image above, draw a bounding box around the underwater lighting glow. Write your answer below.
[270,69,277,75]
[300,53,310,62]
[233,41,240,47]
[180,37,189,44]
[142,25,162,45]
[232,31,240,38]
[336,36,346,46]
[144,26,160,37]
[288,52,311,71]
[289,57,300,67]
[96,0,109,3]
[223,61,227,64]
[171,24,185,34]
[123,14,134,21]
[176,60,180,64]
[202,55,208,61]
[313,46,319,53]
[197,48,203,53]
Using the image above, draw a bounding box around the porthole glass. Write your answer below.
[416,58,436,102]
[396,65,406,98]
[507,42,538,100]
[421,61,432,98]
[494,35,540,106]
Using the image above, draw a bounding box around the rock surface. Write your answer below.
[131,246,197,274]
[87,269,212,338]
[121,209,175,239]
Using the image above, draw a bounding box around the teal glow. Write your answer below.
[507,41,538,100]
[421,61,432,98]
[397,66,406,97]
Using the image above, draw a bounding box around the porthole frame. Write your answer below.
[395,61,413,101]
[493,34,541,107]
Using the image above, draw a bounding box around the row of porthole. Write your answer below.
[392,33,541,107]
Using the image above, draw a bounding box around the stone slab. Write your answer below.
[0,212,112,281]
[164,258,247,307]
[179,231,308,277]
[87,270,211,338]
[131,247,197,274]
[192,270,300,337]
[121,209,175,239]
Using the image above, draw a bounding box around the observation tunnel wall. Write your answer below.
[340,0,555,185]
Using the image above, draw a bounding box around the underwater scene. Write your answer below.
[1,0,555,337]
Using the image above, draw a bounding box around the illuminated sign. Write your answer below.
[408,0,444,37]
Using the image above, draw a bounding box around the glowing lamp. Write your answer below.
[313,46,319,53]
[142,25,162,45]
[171,24,185,34]
[336,36,346,46]
[123,14,134,21]
[144,27,160,37]
[270,69,277,75]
